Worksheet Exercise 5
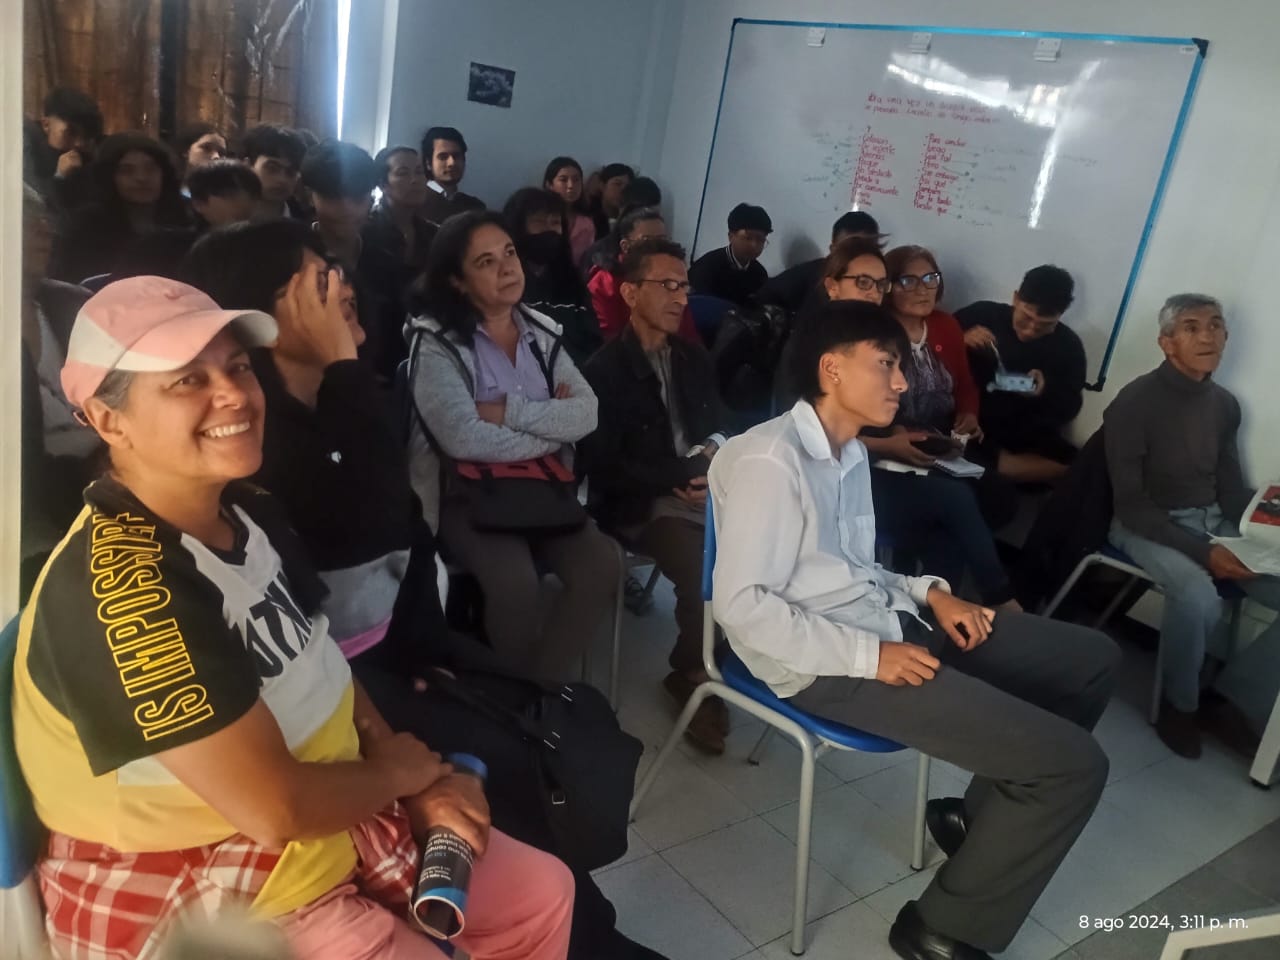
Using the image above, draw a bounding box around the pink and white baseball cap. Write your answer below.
[60,276,278,409]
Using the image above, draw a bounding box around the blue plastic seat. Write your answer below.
[1,613,41,890]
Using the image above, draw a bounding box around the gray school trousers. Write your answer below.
[791,611,1120,952]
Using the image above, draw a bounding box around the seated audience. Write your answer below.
[15,275,574,960]
[420,125,486,223]
[689,202,773,307]
[804,238,1021,610]
[242,124,307,220]
[619,176,662,214]
[365,145,439,278]
[755,210,881,315]
[406,211,619,682]
[957,265,1085,483]
[23,87,103,210]
[587,207,698,343]
[183,221,669,960]
[19,184,99,597]
[581,238,735,754]
[588,162,634,237]
[502,187,591,307]
[51,131,190,283]
[187,158,261,228]
[879,244,1016,527]
[1105,294,1280,758]
[579,176,664,280]
[173,123,228,183]
[300,139,404,380]
[709,298,1118,960]
[544,156,597,266]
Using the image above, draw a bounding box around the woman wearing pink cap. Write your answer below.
[12,275,573,959]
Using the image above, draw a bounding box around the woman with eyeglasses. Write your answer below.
[812,237,1021,611]
[406,210,621,683]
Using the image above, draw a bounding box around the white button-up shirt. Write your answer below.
[707,401,944,697]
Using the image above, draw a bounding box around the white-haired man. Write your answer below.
[1106,293,1280,758]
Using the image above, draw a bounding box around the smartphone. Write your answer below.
[911,435,959,457]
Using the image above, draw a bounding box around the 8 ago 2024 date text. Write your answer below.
[1081,914,1249,933]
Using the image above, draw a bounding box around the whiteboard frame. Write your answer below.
[692,19,1208,389]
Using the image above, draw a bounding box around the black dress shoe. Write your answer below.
[889,901,993,960]
[924,797,969,858]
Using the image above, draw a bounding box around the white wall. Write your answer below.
[384,0,683,209]
[656,1,1280,481]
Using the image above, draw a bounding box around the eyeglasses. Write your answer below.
[635,278,692,294]
[840,274,893,294]
[893,272,942,291]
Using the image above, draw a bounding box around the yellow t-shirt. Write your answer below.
[14,483,364,917]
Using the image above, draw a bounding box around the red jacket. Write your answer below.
[923,309,980,419]
[587,267,700,345]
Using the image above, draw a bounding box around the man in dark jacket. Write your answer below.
[956,265,1086,482]
[582,238,734,753]
[689,202,772,307]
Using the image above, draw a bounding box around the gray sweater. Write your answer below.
[1103,360,1251,565]
[405,305,598,531]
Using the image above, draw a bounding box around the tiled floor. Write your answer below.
[585,578,1280,960]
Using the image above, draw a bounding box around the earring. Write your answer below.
[832,376,841,385]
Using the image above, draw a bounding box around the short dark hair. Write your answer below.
[174,123,221,159]
[300,140,378,199]
[614,205,665,243]
[502,187,563,241]
[543,156,583,186]
[600,162,635,183]
[619,237,687,284]
[832,211,881,243]
[187,159,262,202]
[180,219,326,315]
[42,87,103,142]
[728,203,772,234]
[242,125,307,168]
[421,126,468,159]
[373,145,418,185]
[412,209,513,343]
[823,236,887,281]
[619,176,661,216]
[788,300,908,403]
[884,244,945,302]
[1017,265,1075,316]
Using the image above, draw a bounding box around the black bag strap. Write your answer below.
[519,306,564,397]
[426,668,571,751]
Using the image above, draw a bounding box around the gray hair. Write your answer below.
[1158,293,1223,336]
[92,370,136,410]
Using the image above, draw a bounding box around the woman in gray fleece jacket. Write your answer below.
[406,210,620,682]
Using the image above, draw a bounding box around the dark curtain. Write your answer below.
[24,0,338,145]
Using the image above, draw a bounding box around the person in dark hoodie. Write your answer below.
[689,202,773,307]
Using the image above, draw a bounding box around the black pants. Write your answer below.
[791,611,1119,951]
[351,661,627,960]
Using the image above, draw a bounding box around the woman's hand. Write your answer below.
[475,397,507,424]
[952,413,983,441]
[405,773,492,856]
[885,430,938,467]
[554,382,572,400]
[364,731,450,799]
[277,263,358,367]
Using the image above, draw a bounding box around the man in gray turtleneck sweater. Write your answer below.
[1106,293,1280,760]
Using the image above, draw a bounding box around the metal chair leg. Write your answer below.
[1250,684,1280,788]
[609,544,625,710]
[1093,574,1141,629]
[790,736,817,956]
[911,753,930,870]
[1041,556,1093,617]
[641,564,662,597]
[1151,627,1165,726]
[747,726,773,765]
[629,684,714,821]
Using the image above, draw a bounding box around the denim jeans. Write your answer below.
[1110,505,1280,727]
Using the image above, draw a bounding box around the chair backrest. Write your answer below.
[0,613,42,888]
[701,498,716,603]
[688,295,736,348]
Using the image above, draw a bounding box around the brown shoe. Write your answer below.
[662,671,726,754]
[1199,696,1261,759]
[1156,702,1202,759]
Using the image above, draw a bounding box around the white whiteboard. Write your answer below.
[692,21,1206,385]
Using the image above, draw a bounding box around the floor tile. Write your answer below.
[593,826,653,875]
[852,753,971,813]
[686,718,843,814]
[1212,819,1280,901]
[861,864,942,923]
[757,900,899,960]
[662,818,856,946]
[593,854,753,960]
[1002,917,1072,960]
[763,781,940,898]
[817,742,917,782]
[629,747,755,851]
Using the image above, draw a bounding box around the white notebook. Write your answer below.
[934,457,986,479]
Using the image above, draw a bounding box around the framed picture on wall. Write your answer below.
[467,62,515,108]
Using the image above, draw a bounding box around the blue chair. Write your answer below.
[1,613,41,890]
[1041,543,1244,726]
[629,501,929,956]
[687,294,736,348]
